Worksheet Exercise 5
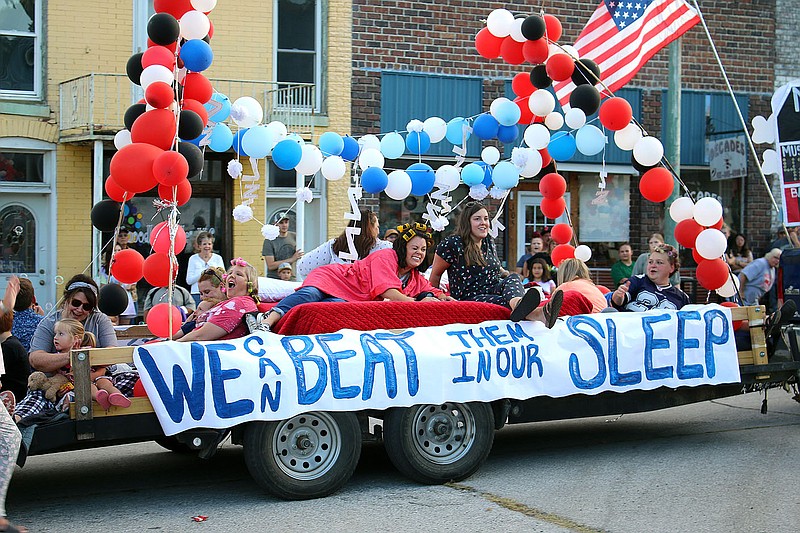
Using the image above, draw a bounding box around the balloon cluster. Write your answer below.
[668,196,735,295]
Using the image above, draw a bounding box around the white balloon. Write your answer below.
[574,245,592,261]
[114,129,132,150]
[358,134,381,152]
[191,0,217,12]
[544,112,564,131]
[231,96,263,128]
[296,144,323,176]
[266,121,288,141]
[669,196,695,222]
[564,108,587,130]
[481,146,501,166]
[486,9,515,37]
[358,148,384,170]
[693,197,724,227]
[423,116,447,143]
[179,10,210,40]
[434,165,461,191]
[716,275,740,298]
[561,45,579,59]
[614,123,643,151]
[385,170,413,200]
[524,124,550,150]
[510,17,527,42]
[695,229,728,260]
[518,149,543,178]
[528,90,556,117]
[633,136,664,167]
[139,64,174,89]
[321,155,346,181]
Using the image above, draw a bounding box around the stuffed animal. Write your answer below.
[27,372,72,403]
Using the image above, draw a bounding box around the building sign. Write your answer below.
[578,175,629,242]
[706,134,747,181]
[774,82,800,226]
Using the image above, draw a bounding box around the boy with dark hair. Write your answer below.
[11,278,43,352]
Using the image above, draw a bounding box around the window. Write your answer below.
[0,0,41,98]
[0,151,43,183]
[275,0,321,110]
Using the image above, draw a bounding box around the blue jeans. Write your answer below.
[274,286,345,316]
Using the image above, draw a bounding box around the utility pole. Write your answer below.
[663,39,682,248]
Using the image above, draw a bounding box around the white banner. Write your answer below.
[134,305,741,436]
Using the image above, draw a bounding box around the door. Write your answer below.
[0,196,55,310]
[516,191,571,261]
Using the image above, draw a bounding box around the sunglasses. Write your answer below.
[71,298,94,312]
[202,268,223,282]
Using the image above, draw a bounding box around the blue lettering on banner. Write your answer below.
[451,342,542,384]
[608,319,641,386]
[704,309,730,378]
[243,335,266,358]
[642,314,673,380]
[477,349,491,382]
[282,336,328,405]
[375,331,420,396]
[567,316,607,389]
[361,333,398,400]
[137,343,207,423]
[316,333,360,399]
[677,311,703,379]
[451,351,474,383]
[258,357,281,413]
[207,343,254,418]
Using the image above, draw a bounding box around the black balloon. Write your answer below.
[91,200,122,232]
[533,160,558,181]
[571,58,601,86]
[123,103,147,131]
[631,153,658,174]
[530,65,552,89]
[569,84,601,115]
[521,15,546,41]
[178,142,204,178]
[126,53,144,86]
[147,13,180,46]
[178,110,204,141]
[98,283,129,317]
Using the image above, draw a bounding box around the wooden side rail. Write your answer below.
[114,324,154,340]
[730,305,768,367]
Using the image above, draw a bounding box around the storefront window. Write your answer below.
[0,151,43,182]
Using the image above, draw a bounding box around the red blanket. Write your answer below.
[272,300,510,336]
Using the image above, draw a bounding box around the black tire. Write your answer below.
[154,436,193,454]
[383,402,494,485]
[243,411,362,500]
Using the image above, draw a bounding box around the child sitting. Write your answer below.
[524,257,556,296]
[53,318,131,410]
[611,244,690,311]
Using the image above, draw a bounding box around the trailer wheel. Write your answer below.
[383,402,494,484]
[243,411,361,500]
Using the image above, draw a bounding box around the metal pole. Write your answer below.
[663,40,682,248]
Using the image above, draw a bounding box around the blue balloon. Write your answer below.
[575,124,606,156]
[473,114,500,140]
[461,163,485,186]
[241,125,273,159]
[407,162,435,196]
[232,128,249,157]
[208,123,233,152]
[319,131,344,157]
[405,131,431,155]
[272,139,303,170]
[340,135,360,162]
[361,166,389,194]
[182,132,203,146]
[493,100,521,126]
[492,161,520,190]
[477,161,493,187]
[548,131,577,161]
[205,92,231,123]
[446,117,471,145]
[179,39,214,72]
[497,124,520,144]
[380,132,406,159]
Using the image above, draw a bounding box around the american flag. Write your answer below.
[554,0,700,104]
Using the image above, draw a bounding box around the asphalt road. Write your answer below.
[7,390,799,533]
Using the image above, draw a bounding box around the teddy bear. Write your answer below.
[27,372,72,403]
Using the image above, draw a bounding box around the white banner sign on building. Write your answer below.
[134,305,741,436]
[707,134,747,181]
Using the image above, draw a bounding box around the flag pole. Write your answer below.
[663,39,682,249]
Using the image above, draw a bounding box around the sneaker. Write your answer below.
[510,289,542,322]
[541,290,564,329]
[244,313,260,334]
[0,391,15,416]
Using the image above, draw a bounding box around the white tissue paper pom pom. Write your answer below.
[227,159,243,179]
[489,187,508,199]
[295,187,313,204]
[232,204,253,223]
[469,184,490,201]
[261,224,280,240]
[406,119,424,132]
[430,215,449,232]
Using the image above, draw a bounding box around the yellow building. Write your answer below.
[0,0,351,309]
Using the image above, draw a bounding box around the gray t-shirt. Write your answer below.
[740,257,775,305]
[29,310,118,354]
[261,232,297,278]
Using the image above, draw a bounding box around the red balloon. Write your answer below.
[131,109,177,150]
[598,97,633,131]
[696,258,730,291]
[150,221,188,255]
[142,45,175,70]
[153,0,193,19]
[543,14,563,42]
[153,150,189,186]
[512,72,535,97]
[522,39,549,65]
[639,167,674,203]
[181,72,212,103]
[104,176,135,202]
[148,38,177,53]
[145,81,175,109]
[539,172,567,199]
[674,218,704,248]
[109,143,162,194]
[550,223,573,245]
[146,302,183,337]
[158,179,192,206]
[109,248,145,284]
[514,96,534,125]
[546,54,574,81]
[180,98,209,127]
[719,301,744,330]
[710,217,724,230]
[500,36,526,65]
[539,148,552,168]
[475,27,503,59]
[143,252,179,287]
[207,19,214,39]
[551,244,575,267]
[540,196,566,219]
[691,247,704,265]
